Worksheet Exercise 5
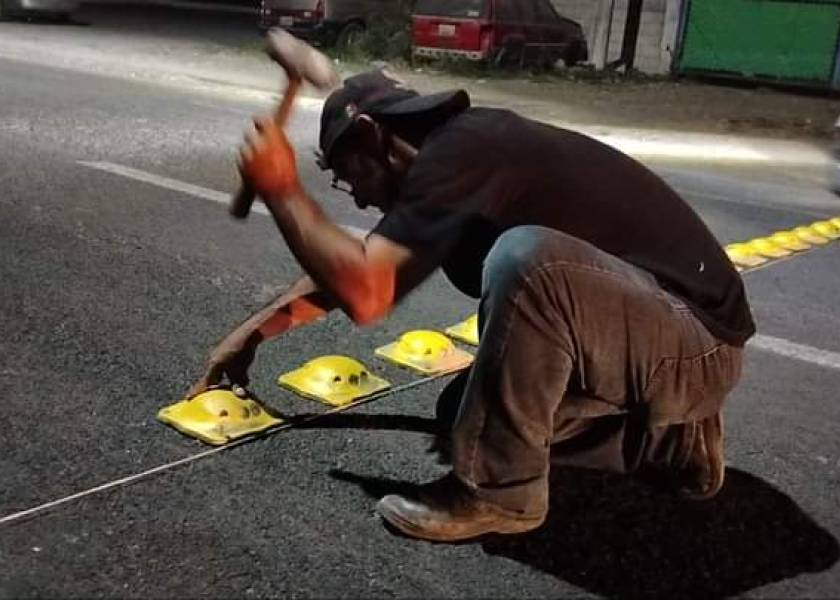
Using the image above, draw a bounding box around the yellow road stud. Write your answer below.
[445,314,479,346]
[157,387,281,446]
[745,237,791,258]
[277,355,390,407]
[376,330,474,375]
[725,243,768,267]
[810,220,840,240]
[769,231,811,252]
[792,226,829,245]
[830,217,840,230]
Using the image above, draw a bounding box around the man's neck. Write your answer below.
[387,133,418,178]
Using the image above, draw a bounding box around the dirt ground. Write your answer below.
[5,1,838,143]
[389,65,840,142]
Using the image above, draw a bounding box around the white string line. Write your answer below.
[2,236,835,527]
[0,373,454,527]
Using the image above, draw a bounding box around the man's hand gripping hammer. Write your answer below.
[229,28,340,219]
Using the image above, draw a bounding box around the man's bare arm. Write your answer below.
[187,274,337,397]
[239,116,437,325]
[265,186,441,325]
[245,274,336,341]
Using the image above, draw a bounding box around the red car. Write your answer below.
[411,0,587,68]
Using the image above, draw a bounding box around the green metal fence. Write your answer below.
[678,0,840,89]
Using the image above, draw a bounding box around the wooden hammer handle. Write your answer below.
[229,77,302,219]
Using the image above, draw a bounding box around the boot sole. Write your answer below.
[376,500,544,542]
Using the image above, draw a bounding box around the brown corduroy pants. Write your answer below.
[444,226,743,518]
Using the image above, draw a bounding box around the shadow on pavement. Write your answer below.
[480,467,839,599]
[292,412,438,435]
[294,412,450,464]
[5,15,88,26]
[324,423,838,599]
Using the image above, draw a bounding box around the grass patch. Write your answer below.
[530,65,672,85]
[235,37,269,56]
[328,15,413,66]
[408,55,671,86]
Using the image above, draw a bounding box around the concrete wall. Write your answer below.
[551,0,683,74]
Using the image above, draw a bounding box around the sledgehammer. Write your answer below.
[229,28,340,219]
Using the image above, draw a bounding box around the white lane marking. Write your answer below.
[78,163,840,371]
[749,334,840,371]
[77,161,367,238]
[77,160,262,211]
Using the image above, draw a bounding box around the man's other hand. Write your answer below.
[186,328,261,399]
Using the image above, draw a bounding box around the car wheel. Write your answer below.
[494,42,524,70]
[536,47,561,71]
[563,41,585,67]
[336,21,364,50]
[0,0,7,21]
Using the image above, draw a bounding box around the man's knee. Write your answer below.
[482,226,572,294]
[483,226,655,301]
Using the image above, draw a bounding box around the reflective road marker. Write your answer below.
[278,355,391,407]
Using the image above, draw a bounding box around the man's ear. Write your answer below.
[354,115,385,155]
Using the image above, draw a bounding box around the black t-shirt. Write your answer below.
[372,107,756,346]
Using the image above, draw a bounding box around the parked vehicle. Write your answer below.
[259,0,409,48]
[411,0,587,68]
[0,0,78,21]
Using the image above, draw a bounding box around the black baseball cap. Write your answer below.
[318,70,470,169]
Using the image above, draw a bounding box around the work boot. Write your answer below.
[678,412,725,500]
[376,473,544,542]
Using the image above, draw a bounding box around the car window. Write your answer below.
[533,0,558,24]
[519,0,540,23]
[413,0,487,18]
[495,0,522,22]
[268,0,318,8]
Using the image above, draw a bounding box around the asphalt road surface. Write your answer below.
[2,6,840,598]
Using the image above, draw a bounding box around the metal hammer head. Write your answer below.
[265,28,340,90]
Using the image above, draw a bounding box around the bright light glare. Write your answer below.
[594,134,770,162]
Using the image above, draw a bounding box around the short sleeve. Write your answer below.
[372,127,503,268]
